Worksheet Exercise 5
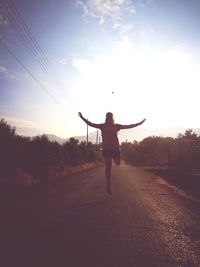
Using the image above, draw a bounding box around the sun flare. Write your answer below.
[74,39,200,128]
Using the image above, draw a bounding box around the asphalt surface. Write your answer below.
[1,162,200,267]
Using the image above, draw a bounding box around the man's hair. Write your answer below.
[105,112,114,125]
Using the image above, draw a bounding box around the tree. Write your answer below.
[0,118,103,180]
[0,119,17,173]
[63,138,82,165]
[121,136,174,166]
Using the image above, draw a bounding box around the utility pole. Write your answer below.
[86,121,88,146]
[86,121,89,162]
[96,129,99,145]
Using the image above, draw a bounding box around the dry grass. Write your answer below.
[147,167,200,199]
[0,162,103,187]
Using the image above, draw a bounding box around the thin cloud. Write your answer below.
[57,56,90,74]
[3,116,47,133]
[76,0,136,26]
[0,104,8,115]
[112,22,133,35]
[71,57,92,74]
[0,14,8,25]
[58,56,76,65]
[0,64,16,79]
[76,0,126,19]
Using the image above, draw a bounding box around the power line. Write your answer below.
[0,0,79,113]
[2,0,79,111]
[6,0,49,66]
[0,1,49,73]
[1,1,61,90]
[0,37,65,110]
[6,0,69,86]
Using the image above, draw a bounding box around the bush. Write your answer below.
[0,119,17,173]
[0,119,102,181]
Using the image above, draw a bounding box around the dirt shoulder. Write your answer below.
[0,161,103,187]
[146,167,200,200]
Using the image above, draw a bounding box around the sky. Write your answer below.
[0,0,200,138]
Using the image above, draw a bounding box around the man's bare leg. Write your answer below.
[113,156,120,166]
[105,158,112,195]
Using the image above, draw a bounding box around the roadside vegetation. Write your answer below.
[121,129,200,169]
[1,118,200,195]
[121,130,200,198]
[0,118,102,185]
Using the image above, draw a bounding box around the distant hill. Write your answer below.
[118,127,186,143]
[72,127,200,144]
[46,134,66,144]
[45,134,94,144]
[118,127,200,142]
[31,127,200,145]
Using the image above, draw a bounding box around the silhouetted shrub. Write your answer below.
[0,118,102,181]
[121,130,200,168]
[63,138,82,166]
[0,119,17,173]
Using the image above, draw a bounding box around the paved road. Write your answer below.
[1,162,200,267]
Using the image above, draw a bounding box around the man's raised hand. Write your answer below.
[140,119,146,125]
[78,112,83,118]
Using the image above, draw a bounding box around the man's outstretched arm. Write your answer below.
[118,119,146,130]
[78,112,101,129]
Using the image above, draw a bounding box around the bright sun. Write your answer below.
[73,38,200,129]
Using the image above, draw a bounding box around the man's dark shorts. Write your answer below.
[102,149,120,159]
